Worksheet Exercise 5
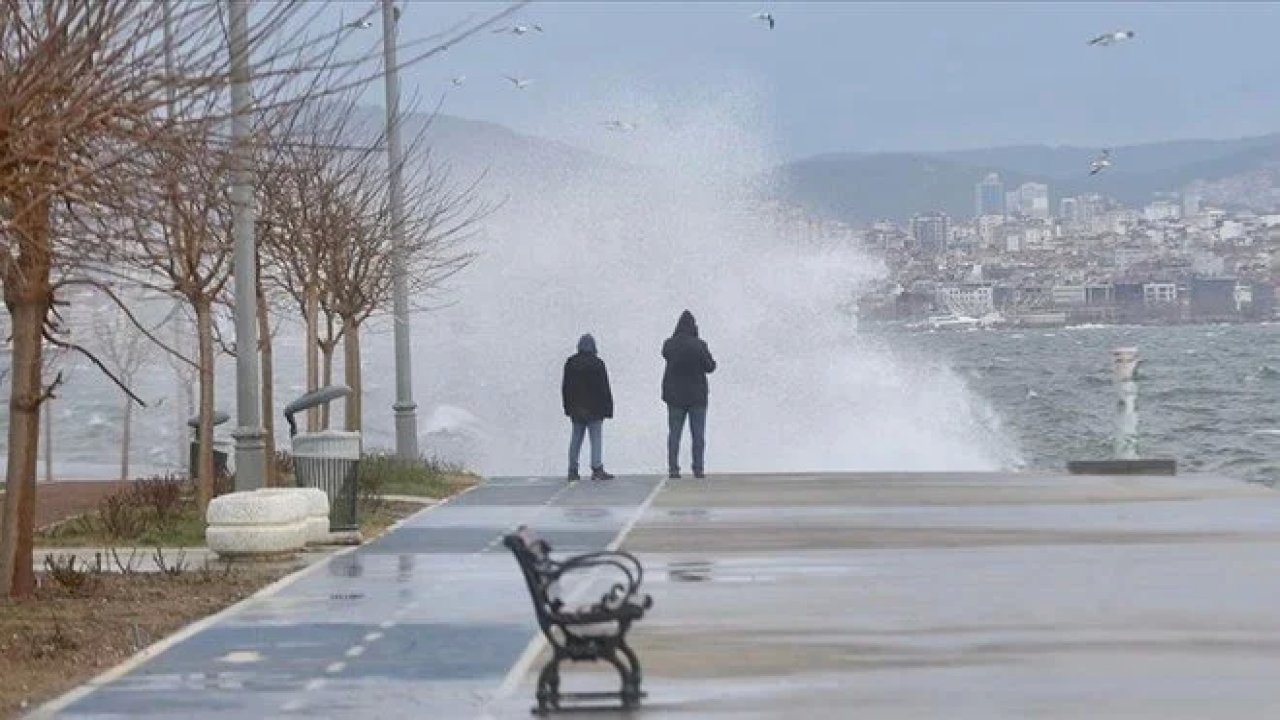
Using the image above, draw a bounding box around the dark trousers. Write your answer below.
[666,404,707,473]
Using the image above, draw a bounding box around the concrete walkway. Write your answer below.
[40,471,1280,719]
[39,475,661,719]
[489,472,1280,719]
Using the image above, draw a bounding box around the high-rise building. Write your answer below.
[1018,182,1050,220]
[910,212,952,254]
[1059,197,1079,223]
[974,173,1005,217]
[1005,190,1021,216]
[1183,193,1202,217]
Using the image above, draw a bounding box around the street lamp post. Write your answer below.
[380,0,420,460]
[228,0,267,489]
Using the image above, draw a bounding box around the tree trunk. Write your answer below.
[120,395,133,482]
[256,259,276,486]
[0,192,52,599]
[343,320,362,435]
[194,298,216,512]
[304,283,319,432]
[319,340,335,429]
[43,397,52,484]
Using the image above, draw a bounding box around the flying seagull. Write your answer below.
[451,76,466,87]
[1088,30,1135,47]
[1089,149,1112,176]
[345,19,374,30]
[504,75,534,90]
[601,120,636,132]
[752,11,775,29]
[494,24,543,35]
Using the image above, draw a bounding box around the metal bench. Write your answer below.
[504,526,652,715]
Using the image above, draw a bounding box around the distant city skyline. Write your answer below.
[335,1,1280,161]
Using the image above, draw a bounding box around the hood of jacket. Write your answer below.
[673,310,698,338]
[577,333,597,354]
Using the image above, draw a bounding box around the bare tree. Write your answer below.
[0,0,369,598]
[91,299,151,481]
[327,123,488,433]
[0,0,527,599]
[0,0,237,599]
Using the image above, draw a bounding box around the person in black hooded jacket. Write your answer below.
[562,333,615,481]
[662,310,716,478]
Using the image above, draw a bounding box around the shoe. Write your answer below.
[668,470,681,480]
[567,470,580,482]
[693,471,706,479]
[591,467,615,481]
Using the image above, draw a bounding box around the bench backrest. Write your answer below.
[503,527,562,631]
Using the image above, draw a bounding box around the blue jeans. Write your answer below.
[568,420,603,473]
[667,404,707,473]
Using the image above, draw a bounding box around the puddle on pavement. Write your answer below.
[329,555,363,578]
[564,506,611,522]
[667,508,711,521]
[668,560,714,582]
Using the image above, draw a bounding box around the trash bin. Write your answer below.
[187,411,231,480]
[292,429,361,532]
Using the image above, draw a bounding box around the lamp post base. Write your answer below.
[393,401,418,461]
[232,426,267,491]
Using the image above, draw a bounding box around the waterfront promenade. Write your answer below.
[38,472,1280,719]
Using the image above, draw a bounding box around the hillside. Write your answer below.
[771,133,1280,223]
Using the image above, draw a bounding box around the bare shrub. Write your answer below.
[152,547,188,577]
[97,491,146,541]
[41,554,101,596]
[132,474,185,525]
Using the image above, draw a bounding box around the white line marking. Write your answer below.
[280,699,306,712]
[217,650,263,664]
[345,645,365,658]
[379,620,396,629]
[363,632,383,642]
[490,476,667,703]
[325,661,346,674]
[304,678,327,691]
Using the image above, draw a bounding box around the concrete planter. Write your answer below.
[206,491,309,558]
[255,487,331,544]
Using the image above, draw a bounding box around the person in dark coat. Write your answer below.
[662,310,716,478]
[562,333,615,481]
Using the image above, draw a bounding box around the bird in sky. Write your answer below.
[1089,149,1112,176]
[451,76,466,87]
[601,120,636,132]
[1088,30,1135,47]
[494,24,543,35]
[752,11,775,30]
[504,75,534,90]
[346,19,373,30]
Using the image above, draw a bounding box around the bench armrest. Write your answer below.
[551,550,648,612]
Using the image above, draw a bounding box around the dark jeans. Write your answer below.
[568,419,603,473]
[667,404,707,473]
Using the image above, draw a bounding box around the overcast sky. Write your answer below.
[331,1,1280,160]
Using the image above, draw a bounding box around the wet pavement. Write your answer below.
[42,475,660,719]
[43,471,1280,719]
[491,472,1280,719]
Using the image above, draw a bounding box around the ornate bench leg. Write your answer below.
[618,639,644,704]
[534,653,563,715]
[602,642,643,710]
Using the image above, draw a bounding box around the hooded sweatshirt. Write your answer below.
[661,311,717,407]
[562,333,614,421]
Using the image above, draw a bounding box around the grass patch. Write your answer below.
[359,451,479,499]
[37,511,207,548]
